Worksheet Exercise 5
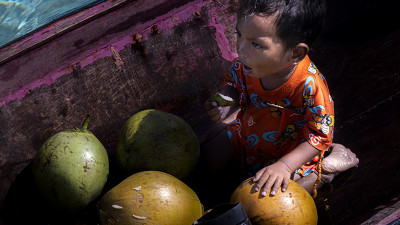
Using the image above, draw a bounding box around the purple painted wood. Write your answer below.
[0,0,238,211]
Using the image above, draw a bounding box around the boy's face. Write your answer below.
[236,14,293,79]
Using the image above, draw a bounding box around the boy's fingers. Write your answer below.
[221,107,230,118]
[253,168,265,182]
[210,113,221,122]
[253,171,270,192]
[260,177,275,196]
[216,107,230,123]
[269,177,283,196]
[282,177,290,192]
[207,106,222,117]
[205,101,218,110]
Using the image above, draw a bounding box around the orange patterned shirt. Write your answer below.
[224,55,334,175]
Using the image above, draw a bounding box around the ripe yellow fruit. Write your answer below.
[230,178,318,225]
[97,171,203,225]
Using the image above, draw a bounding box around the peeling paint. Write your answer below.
[110,46,124,71]
[0,0,236,107]
[0,65,73,106]
[205,16,238,62]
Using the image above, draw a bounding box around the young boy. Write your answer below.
[204,0,359,196]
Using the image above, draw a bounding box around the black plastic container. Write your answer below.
[193,202,251,225]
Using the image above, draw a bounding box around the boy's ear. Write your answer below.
[289,43,309,65]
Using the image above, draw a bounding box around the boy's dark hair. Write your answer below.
[238,0,327,49]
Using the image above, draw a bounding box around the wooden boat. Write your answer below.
[0,0,399,224]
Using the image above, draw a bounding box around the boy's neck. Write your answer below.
[260,65,297,90]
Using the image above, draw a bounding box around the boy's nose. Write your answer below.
[236,40,248,60]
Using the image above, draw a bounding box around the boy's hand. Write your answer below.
[205,101,231,123]
[253,161,291,196]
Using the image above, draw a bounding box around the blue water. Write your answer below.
[0,0,104,48]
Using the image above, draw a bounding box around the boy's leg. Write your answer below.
[294,143,359,194]
[321,143,359,174]
[293,172,334,194]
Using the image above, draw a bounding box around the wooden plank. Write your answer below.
[0,0,197,103]
[0,0,237,210]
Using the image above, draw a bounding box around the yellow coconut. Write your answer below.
[230,177,318,225]
[97,171,203,225]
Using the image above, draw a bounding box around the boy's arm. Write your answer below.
[253,141,320,196]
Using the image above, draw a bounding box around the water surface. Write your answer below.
[0,0,104,48]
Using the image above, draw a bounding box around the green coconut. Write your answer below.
[32,115,109,213]
[116,109,200,179]
[209,93,235,106]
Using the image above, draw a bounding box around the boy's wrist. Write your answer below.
[277,159,294,174]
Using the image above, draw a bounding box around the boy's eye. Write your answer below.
[252,42,263,49]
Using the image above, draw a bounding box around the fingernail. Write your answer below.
[271,191,276,195]
[282,188,286,192]
[255,187,259,191]
[262,191,267,196]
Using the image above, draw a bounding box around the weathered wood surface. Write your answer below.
[0,0,400,224]
[0,0,237,212]
[310,0,400,224]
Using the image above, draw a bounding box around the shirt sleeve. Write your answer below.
[302,71,334,151]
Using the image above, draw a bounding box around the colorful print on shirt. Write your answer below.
[223,55,334,175]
